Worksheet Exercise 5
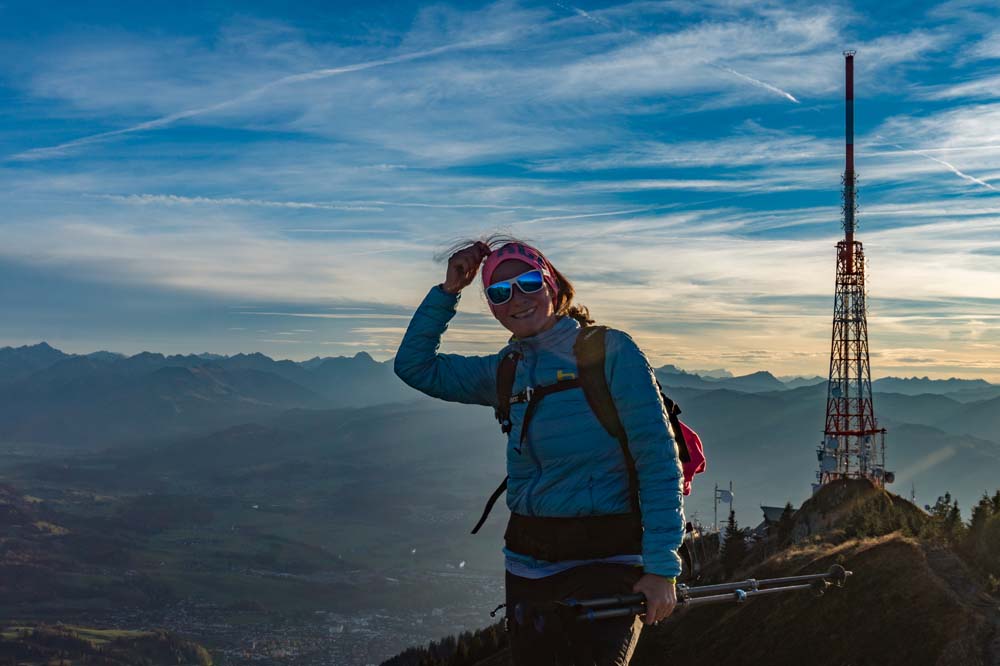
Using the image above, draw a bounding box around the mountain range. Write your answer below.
[4,340,999,527]
[0,342,422,446]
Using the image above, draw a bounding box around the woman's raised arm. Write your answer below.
[394,241,499,406]
[393,284,500,407]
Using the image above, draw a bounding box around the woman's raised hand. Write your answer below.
[442,241,491,294]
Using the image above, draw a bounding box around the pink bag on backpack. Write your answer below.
[676,420,706,496]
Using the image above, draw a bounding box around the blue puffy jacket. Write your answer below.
[393,285,685,577]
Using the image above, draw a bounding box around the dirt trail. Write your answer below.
[923,545,1000,666]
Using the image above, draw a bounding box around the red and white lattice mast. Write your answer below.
[816,51,892,491]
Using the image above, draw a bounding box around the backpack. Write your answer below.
[471,325,707,534]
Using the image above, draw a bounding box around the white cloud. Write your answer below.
[917,73,1000,101]
[966,29,1000,60]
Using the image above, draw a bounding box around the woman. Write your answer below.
[394,237,684,666]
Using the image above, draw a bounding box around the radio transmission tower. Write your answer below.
[815,51,893,491]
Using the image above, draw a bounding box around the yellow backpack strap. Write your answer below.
[573,326,640,514]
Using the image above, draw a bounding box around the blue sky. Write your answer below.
[1,0,998,379]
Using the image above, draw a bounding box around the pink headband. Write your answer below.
[481,242,560,310]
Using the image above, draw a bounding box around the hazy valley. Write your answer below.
[2,342,999,664]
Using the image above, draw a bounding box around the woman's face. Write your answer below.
[488,259,559,339]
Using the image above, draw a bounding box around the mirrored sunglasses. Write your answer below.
[485,269,546,306]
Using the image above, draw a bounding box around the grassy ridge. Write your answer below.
[0,623,213,665]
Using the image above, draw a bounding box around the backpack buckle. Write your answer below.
[510,386,534,404]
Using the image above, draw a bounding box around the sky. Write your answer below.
[1,0,999,380]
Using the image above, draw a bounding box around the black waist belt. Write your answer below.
[504,512,643,562]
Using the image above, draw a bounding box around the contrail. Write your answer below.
[10,36,508,161]
[90,192,564,212]
[875,136,997,192]
[87,193,384,211]
[712,64,800,104]
[916,152,997,191]
[554,2,624,33]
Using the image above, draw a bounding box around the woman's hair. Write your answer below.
[436,233,595,326]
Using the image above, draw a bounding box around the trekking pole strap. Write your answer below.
[472,477,508,534]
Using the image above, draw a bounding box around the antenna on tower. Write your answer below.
[814,51,893,493]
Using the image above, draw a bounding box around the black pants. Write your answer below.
[505,564,644,666]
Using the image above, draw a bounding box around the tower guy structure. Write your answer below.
[816,51,892,491]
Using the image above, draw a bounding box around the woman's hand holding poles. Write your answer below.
[442,241,491,294]
[632,573,677,625]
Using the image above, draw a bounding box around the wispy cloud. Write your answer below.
[917,73,1000,101]
[89,193,384,211]
[515,206,655,226]
[10,34,519,161]
[285,228,398,234]
[91,192,559,212]
[238,312,411,320]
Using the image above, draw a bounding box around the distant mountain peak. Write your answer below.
[353,351,376,363]
[2,341,57,353]
[231,351,274,361]
[691,368,733,379]
[86,350,125,361]
[131,351,165,361]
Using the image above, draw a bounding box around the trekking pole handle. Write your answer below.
[579,604,648,622]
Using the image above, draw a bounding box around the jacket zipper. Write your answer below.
[523,351,542,516]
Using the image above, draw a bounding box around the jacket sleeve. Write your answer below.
[604,329,685,578]
[393,284,500,407]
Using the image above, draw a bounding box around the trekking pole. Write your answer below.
[566,564,851,622]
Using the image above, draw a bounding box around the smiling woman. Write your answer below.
[393,235,685,666]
